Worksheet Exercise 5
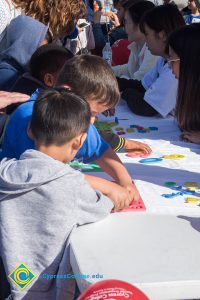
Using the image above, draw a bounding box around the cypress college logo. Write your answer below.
[8,263,36,290]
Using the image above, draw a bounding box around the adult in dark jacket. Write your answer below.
[0,15,48,91]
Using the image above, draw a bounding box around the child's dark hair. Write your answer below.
[167,23,200,132]
[140,4,185,37]
[56,55,120,107]
[30,44,74,82]
[126,1,155,25]
[30,88,91,146]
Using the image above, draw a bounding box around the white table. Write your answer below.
[70,101,200,299]
[70,212,200,299]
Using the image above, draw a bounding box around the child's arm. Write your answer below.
[100,130,152,153]
[76,175,113,226]
[85,174,132,210]
[95,147,139,201]
[99,131,125,152]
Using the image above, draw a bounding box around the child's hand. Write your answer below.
[106,183,132,211]
[124,139,152,154]
[123,182,140,202]
[180,131,200,144]
[109,12,120,27]
[85,174,132,210]
[0,91,29,109]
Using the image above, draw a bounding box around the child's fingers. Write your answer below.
[125,184,139,203]
[136,142,151,153]
[114,199,124,211]
[180,133,191,142]
[125,197,131,208]
[124,139,151,152]
[142,144,152,153]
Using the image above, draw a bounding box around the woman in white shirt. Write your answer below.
[121,4,185,117]
[112,1,158,81]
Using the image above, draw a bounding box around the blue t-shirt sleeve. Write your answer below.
[76,124,109,163]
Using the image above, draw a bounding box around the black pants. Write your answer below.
[117,77,158,117]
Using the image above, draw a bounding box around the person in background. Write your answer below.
[112,1,158,82]
[11,0,83,38]
[0,45,73,144]
[10,44,73,98]
[92,0,129,50]
[184,0,200,23]
[167,23,200,144]
[0,16,49,91]
[64,2,95,54]
[119,4,185,117]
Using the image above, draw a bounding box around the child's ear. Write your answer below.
[158,30,167,42]
[72,133,87,151]
[44,73,55,87]
[27,123,34,140]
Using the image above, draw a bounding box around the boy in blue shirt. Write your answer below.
[1,55,139,202]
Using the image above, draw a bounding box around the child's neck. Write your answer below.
[36,144,66,163]
[191,7,200,15]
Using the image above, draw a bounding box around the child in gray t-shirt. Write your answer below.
[0,88,114,300]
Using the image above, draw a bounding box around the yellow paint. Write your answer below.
[186,197,200,204]
[163,154,185,159]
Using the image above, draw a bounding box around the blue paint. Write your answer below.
[149,127,158,131]
[162,192,183,198]
[139,158,163,164]
[138,130,147,133]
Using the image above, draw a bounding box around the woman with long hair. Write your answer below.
[11,0,83,38]
[167,23,200,143]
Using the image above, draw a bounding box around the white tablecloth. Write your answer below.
[70,100,200,299]
[96,100,200,216]
[70,213,200,299]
